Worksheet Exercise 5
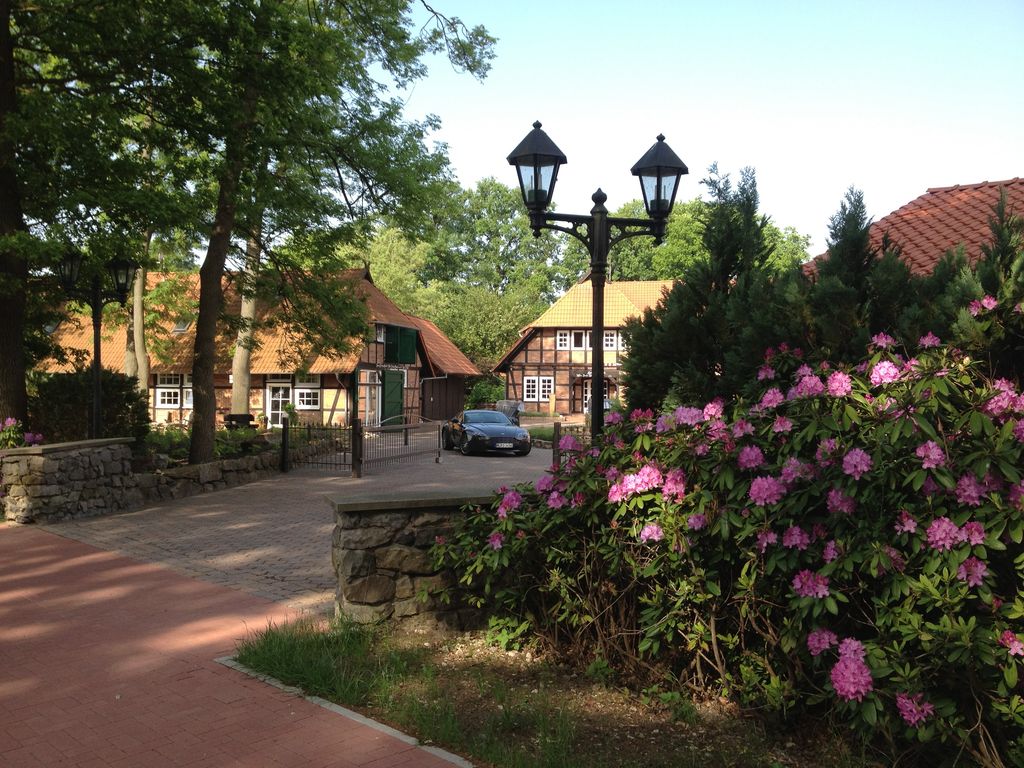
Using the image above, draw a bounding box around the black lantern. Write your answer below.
[630,134,688,219]
[108,258,135,302]
[507,121,568,212]
[56,249,84,293]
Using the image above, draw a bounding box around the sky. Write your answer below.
[403,0,1024,254]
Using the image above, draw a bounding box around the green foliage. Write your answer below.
[434,343,1024,765]
[0,417,43,449]
[144,426,268,462]
[27,370,149,445]
[466,377,505,408]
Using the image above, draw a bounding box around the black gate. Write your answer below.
[281,417,440,476]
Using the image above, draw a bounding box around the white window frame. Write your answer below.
[183,388,193,408]
[295,389,321,409]
[376,323,386,343]
[604,330,617,350]
[523,376,539,402]
[294,373,320,388]
[156,373,182,387]
[538,376,554,402]
[156,389,180,408]
[571,330,590,350]
[556,330,570,350]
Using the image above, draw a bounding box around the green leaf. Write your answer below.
[1006,663,1018,689]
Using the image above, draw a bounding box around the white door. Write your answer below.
[268,385,292,426]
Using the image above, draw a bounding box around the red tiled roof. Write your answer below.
[44,268,467,377]
[405,315,479,377]
[811,178,1024,276]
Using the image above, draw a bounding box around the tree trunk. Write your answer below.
[133,242,151,393]
[188,157,244,464]
[231,221,261,414]
[0,0,28,422]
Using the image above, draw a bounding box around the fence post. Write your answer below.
[552,421,561,468]
[435,423,441,463]
[351,417,362,478]
[280,417,290,472]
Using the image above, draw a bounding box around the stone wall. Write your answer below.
[1,439,279,524]
[331,494,491,631]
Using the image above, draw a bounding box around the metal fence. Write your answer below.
[281,417,440,476]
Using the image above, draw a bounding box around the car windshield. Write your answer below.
[463,410,511,425]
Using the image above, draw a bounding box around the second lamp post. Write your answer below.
[57,251,136,440]
[507,121,688,441]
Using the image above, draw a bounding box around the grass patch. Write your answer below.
[527,425,555,442]
[234,617,867,768]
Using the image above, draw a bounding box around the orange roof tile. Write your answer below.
[810,178,1024,276]
[43,268,466,377]
[406,315,479,377]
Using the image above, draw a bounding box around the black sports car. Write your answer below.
[442,409,532,456]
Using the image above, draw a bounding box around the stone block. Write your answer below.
[335,526,395,550]
[338,600,393,624]
[198,463,222,484]
[374,545,434,575]
[394,575,414,600]
[334,549,374,579]
[343,575,395,605]
[392,598,421,618]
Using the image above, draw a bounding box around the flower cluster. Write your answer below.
[830,639,873,702]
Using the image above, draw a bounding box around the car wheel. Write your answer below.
[459,434,473,456]
[442,428,453,450]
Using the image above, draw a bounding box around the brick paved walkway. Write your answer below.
[2,449,552,767]
[0,525,464,767]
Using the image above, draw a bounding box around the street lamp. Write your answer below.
[508,121,688,442]
[57,250,135,439]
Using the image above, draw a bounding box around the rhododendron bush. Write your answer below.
[434,343,1024,765]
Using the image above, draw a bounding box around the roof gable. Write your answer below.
[529,279,673,329]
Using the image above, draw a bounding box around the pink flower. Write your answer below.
[894,510,917,534]
[488,532,504,550]
[926,517,960,551]
[838,638,864,659]
[558,433,582,451]
[1000,630,1024,656]
[674,406,704,426]
[738,445,765,470]
[882,545,906,573]
[732,419,754,438]
[795,364,814,378]
[827,488,856,515]
[823,540,839,563]
[982,294,998,311]
[434,535,446,546]
[816,438,838,467]
[655,414,675,433]
[807,628,839,657]
[915,440,945,469]
[789,375,825,399]
[955,473,986,506]
[783,526,811,551]
[957,556,988,587]
[605,411,624,425]
[780,457,812,485]
[831,649,873,702]
[639,523,664,543]
[749,476,786,506]
[968,299,982,316]
[918,332,941,348]
[871,332,896,349]
[960,521,985,546]
[687,513,707,531]
[703,398,724,420]
[758,387,785,410]
[535,475,555,493]
[842,448,872,480]
[756,530,778,553]
[772,415,793,433]
[869,360,901,386]
[757,364,776,381]
[498,490,522,519]
[661,468,687,502]
[896,692,935,727]
[826,371,852,397]
[547,491,567,509]
[792,569,829,598]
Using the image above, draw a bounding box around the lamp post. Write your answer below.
[508,121,688,442]
[57,250,135,439]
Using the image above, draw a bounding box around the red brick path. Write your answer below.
[0,525,464,767]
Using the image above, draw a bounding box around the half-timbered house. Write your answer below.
[493,279,672,417]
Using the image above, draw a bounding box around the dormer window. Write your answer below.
[172,319,191,334]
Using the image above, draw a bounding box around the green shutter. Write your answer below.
[399,327,417,364]
[384,325,399,363]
